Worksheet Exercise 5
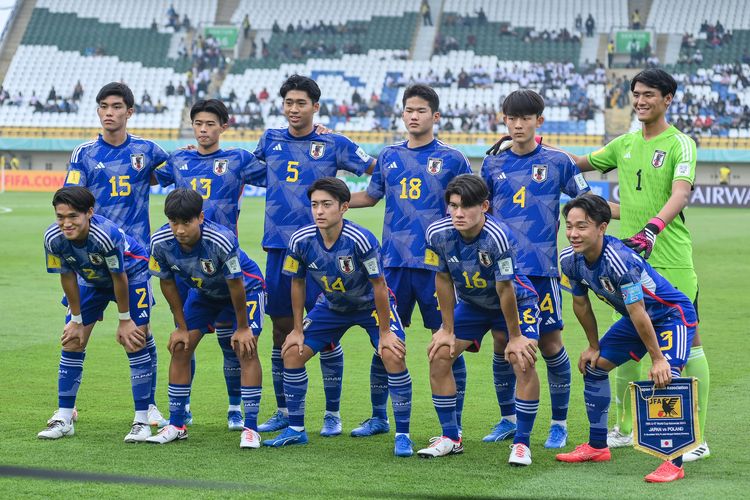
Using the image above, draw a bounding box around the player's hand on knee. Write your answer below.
[167,328,190,355]
[231,327,257,358]
[378,330,406,359]
[117,320,146,351]
[578,346,601,374]
[649,356,672,388]
[504,336,537,372]
[281,329,305,357]
[61,321,85,349]
[427,328,455,361]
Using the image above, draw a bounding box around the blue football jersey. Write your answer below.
[282,220,384,313]
[44,214,149,287]
[560,235,697,325]
[367,139,472,269]
[64,134,169,249]
[425,214,537,310]
[149,219,264,301]
[154,148,266,235]
[481,144,589,277]
[254,128,372,249]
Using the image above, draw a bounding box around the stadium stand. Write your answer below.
[647,0,749,33]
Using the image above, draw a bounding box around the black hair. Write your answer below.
[630,68,678,98]
[502,89,545,117]
[190,99,229,125]
[52,186,95,213]
[307,177,351,204]
[403,84,440,113]
[96,82,135,109]
[562,195,611,225]
[164,188,203,221]
[444,174,488,207]
[279,74,321,103]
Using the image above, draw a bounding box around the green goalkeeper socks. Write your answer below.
[683,346,710,440]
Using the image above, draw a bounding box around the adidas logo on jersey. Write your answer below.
[179,164,188,170]
[170,265,181,271]
[387,161,398,169]
[545,317,556,326]
[308,262,319,269]
[448,256,459,263]
[624,152,631,159]
[95,162,106,169]
[273,144,283,151]
[525,325,536,333]
[497,172,507,180]
[139,310,149,319]
[251,322,259,329]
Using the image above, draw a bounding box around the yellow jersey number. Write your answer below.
[190,178,212,199]
[109,175,131,197]
[399,178,422,199]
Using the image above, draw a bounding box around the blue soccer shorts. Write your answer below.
[301,298,406,354]
[600,315,696,370]
[529,276,564,334]
[265,248,322,317]
[183,288,265,336]
[64,280,152,327]
[454,298,540,352]
[385,267,441,330]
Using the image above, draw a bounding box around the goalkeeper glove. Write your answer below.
[622,217,665,259]
[485,135,543,155]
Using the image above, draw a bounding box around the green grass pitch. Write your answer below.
[0,192,748,498]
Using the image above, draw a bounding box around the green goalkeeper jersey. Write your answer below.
[588,125,696,269]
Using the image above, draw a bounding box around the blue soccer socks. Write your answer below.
[284,367,308,430]
[127,347,153,412]
[583,364,610,448]
[145,334,158,405]
[369,353,389,420]
[544,347,571,422]
[216,328,241,406]
[514,398,539,447]
[241,386,262,431]
[58,350,85,410]
[387,370,412,434]
[432,394,459,441]
[493,353,516,418]
[319,344,344,413]
[168,383,191,427]
[271,347,286,410]
[452,354,467,429]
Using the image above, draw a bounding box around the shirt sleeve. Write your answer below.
[103,229,126,274]
[253,132,267,162]
[669,133,697,185]
[153,154,176,187]
[148,244,173,280]
[491,236,515,283]
[238,148,267,187]
[359,233,384,279]
[424,231,447,273]
[44,236,70,274]
[335,135,372,176]
[150,142,169,172]
[559,253,586,296]
[587,136,623,173]
[282,241,306,278]
[560,153,591,198]
[64,148,88,187]
[365,150,387,200]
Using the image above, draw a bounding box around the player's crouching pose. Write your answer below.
[556,195,696,482]
[146,189,265,448]
[40,186,154,442]
[265,177,413,457]
[419,175,541,466]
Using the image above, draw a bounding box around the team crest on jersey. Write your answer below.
[338,256,355,274]
[200,258,217,275]
[88,253,104,265]
[652,150,667,168]
[213,159,229,176]
[599,277,616,294]
[310,141,326,159]
[427,158,443,175]
[478,250,493,267]
[532,164,548,183]
[130,154,145,171]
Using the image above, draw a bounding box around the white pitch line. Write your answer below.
[0,206,13,214]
